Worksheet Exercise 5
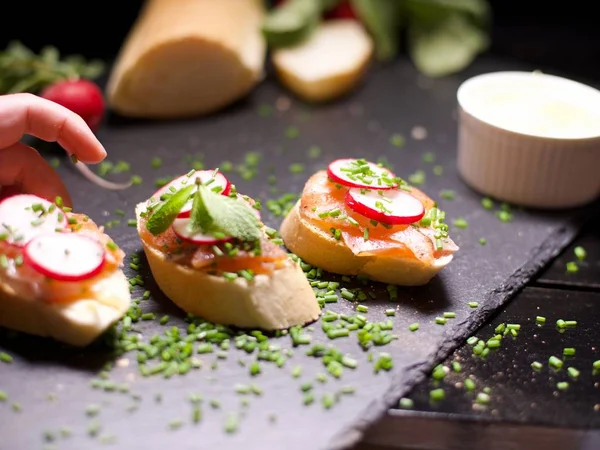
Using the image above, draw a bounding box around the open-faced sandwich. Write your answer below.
[280,159,459,286]
[135,169,320,330]
[0,194,131,346]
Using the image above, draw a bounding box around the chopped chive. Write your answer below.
[549,356,564,370]
[593,360,600,370]
[385,309,396,316]
[476,392,490,405]
[464,378,476,391]
[0,390,6,401]
[440,189,455,200]
[563,348,576,357]
[429,388,445,401]
[443,312,456,319]
[356,305,368,313]
[435,317,447,325]
[481,197,494,210]
[479,237,487,245]
[467,336,479,345]
[531,361,543,371]
[565,320,577,327]
[0,352,13,363]
[467,301,479,308]
[452,361,462,373]
[536,316,546,324]
[453,217,468,229]
[408,323,419,332]
[568,367,580,379]
[574,246,587,260]
[292,366,302,378]
[566,261,579,273]
[556,381,569,391]
[399,398,414,409]
[556,319,566,329]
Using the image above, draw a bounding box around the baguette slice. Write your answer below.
[0,196,131,346]
[272,19,374,103]
[135,203,320,330]
[280,166,458,286]
[0,270,130,347]
[107,0,266,118]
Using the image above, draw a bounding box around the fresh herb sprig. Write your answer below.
[264,0,491,77]
[0,41,105,95]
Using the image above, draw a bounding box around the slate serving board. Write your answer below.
[0,56,594,450]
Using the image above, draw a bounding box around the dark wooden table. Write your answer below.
[356,219,600,450]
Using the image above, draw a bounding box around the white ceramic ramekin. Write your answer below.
[456,71,600,209]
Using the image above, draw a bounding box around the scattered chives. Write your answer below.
[568,367,580,379]
[536,316,546,325]
[476,392,490,405]
[435,317,447,325]
[556,381,569,391]
[429,388,445,401]
[408,323,419,332]
[464,378,475,391]
[399,398,414,409]
[566,262,579,273]
[0,352,13,364]
[574,246,587,260]
[531,361,542,371]
[549,356,563,370]
[443,312,456,319]
[468,302,479,308]
[563,348,576,357]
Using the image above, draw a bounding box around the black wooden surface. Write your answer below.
[361,222,600,450]
[0,55,598,450]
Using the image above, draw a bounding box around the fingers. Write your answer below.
[0,142,73,207]
[0,93,106,164]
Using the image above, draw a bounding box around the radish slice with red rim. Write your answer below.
[23,233,106,282]
[0,194,67,247]
[172,218,232,245]
[345,188,425,225]
[152,171,231,218]
[327,158,397,190]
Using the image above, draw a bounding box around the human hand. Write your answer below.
[0,93,107,208]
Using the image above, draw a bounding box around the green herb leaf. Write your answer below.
[0,40,105,95]
[262,0,324,48]
[146,185,195,235]
[192,186,262,242]
[406,10,489,78]
[350,0,404,61]
[189,188,213,232]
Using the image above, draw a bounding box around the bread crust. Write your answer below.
[280,201,453,286]
[0,270,130,346]
[135,204,321,329]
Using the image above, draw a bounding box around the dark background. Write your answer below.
[1,1,599,80]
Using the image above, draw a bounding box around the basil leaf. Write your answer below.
[189,187,213,233]
[146,185,195,235]
[407,13,489,78]
[350,0,404,62]
[197,186,262,242]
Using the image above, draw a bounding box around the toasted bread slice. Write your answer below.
[280,201,453,286]
[0,269,130,346]
[135,203,320,329]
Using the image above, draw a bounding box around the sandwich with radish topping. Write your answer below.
[0,194,131,346]
[280,158,459,285]
[135,169,320,330]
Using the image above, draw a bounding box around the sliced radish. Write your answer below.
[172,217,232,245]
[327,158,397,190]
[23,233,106,282]
[152,171,231,218]
[0,194,67,247]
[345,188,425,225]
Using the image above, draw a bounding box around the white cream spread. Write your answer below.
[458,71,600,139]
